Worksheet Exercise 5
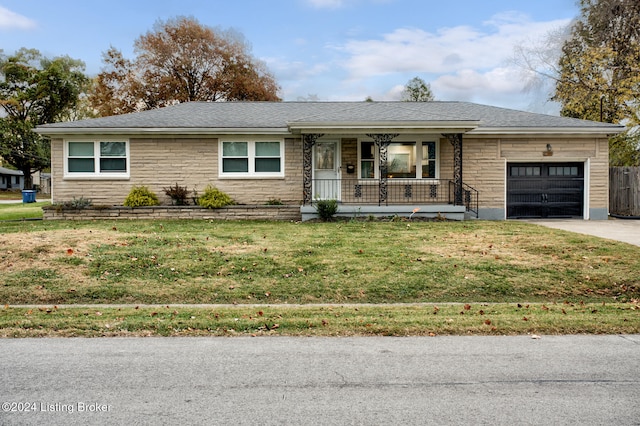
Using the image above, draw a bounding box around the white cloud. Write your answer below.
[305,0,393,10]
[306,0,349,9]
[338,14,570,79]
[324,12,571,109]
[0,6,37,30]
[433,67,523,101]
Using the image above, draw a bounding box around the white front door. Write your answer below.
[313,140,341,200]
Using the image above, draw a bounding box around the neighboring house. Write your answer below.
[33,171,52,194]
[35,101,624,220]
[0,166,24,191]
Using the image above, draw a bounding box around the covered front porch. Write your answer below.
[301,178,477,220]
[298,131,478,221]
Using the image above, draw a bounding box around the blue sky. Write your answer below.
[1,0,578,113]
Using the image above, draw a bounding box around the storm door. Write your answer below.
[313,140,341,200]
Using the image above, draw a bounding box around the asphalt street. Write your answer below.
[1,335,639,425]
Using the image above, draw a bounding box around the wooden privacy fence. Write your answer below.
[610,167,640,217]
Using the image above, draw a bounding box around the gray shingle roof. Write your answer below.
[0,166,23,176]
[37,101,624,132]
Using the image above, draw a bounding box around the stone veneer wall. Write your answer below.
[43,205,301,221]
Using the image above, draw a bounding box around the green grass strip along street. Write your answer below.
[1,303,638,337]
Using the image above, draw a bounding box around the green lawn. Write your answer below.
[0,201,50,221]
[0,192,22,200]
[0,219,638,336]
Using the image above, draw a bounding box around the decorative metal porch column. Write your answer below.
[366,133,399,205]
[444,133,463,205]
[302,133,324,205]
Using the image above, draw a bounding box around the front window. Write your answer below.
[220,140,283,177]
[359,140,438,179]
[66,141,129,177]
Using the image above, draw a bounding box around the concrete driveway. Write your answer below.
[526,218,640,247]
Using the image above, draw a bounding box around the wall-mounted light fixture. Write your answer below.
[543,143,553,156]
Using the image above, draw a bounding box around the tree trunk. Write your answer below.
[22,168,33,190]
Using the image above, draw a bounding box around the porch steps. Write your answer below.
[300,204,466,221]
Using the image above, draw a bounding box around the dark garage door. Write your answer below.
[507,163,584,218]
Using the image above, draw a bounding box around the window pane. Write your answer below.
[255,158,281,172]
[223,142,247,157]
[100,142,126,157]
[68,158,95,173]
[361,142,375,160]
[255,142,280,157]
[69,142,94,157]
[100,158,127,172]
[423,142,436,160]
[421,143,436,178]
[361,160,374,178]
[223,158,248,173]
[388,143,415,178]
[422,162,436,178]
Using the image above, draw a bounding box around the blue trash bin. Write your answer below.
[22,190,36,203]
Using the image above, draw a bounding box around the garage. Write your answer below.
[507,162,584,218]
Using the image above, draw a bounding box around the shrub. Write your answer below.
[123,186,160,207]
[197,185,234,209]
[52,196,93,211]
[266,198,284,205]
[315,199,338,221]
[69,196,93,209]
[163,183,189,205]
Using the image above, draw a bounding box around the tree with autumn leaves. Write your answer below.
[89,16,280,116]
[553,0,640,165]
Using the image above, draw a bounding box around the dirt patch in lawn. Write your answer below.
[0,229,124,280]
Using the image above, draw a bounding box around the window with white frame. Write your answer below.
[220,140,284,177]
[359,140,438,179]
[65,140,129,177]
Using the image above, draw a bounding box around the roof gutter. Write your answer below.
[34,127,292,137]
[467,126,625,137]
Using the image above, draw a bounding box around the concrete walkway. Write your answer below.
[526,218,640,247]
